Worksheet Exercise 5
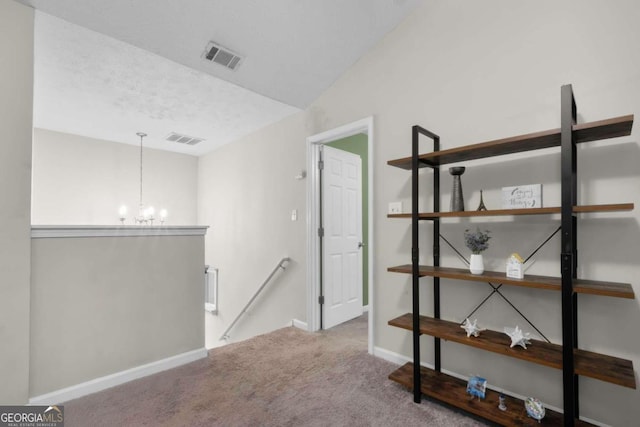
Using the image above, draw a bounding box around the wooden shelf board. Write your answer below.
[388,114,634,169]
[387,265,635,299]
[389,362,595,426]
[389,313,636,389]
[387,203,634,219]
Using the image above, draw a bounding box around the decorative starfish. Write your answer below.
[504,325,532,349]
[461,318,486,338]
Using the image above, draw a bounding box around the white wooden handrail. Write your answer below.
[220,257,290,340]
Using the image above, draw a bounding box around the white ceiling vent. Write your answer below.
[203,41,243,70]
[166,132,204,146]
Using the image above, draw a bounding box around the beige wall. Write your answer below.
[199,113,307,346]
[32,128,198,225]
[30,233,205,396]
[0,0,33,404]
[321,1,640,424]
[199,1,640,424]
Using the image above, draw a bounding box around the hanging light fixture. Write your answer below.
[118,132,167,225]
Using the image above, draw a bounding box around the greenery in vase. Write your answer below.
[464,228,491,254]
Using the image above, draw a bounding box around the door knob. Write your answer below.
[358,242,365,249]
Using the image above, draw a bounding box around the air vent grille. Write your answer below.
[203,41,243,71]
[166,132,204,146]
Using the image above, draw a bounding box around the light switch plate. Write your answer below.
[291,209,298,221]
[388,202,402,214]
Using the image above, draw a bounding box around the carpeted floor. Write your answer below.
[64,314,486,426]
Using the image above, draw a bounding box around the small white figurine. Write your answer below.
[504,325,532,349]
[498,393,507,411]
[461,318,486,338]
[506,253,524,279]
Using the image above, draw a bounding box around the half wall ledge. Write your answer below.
[31,225,209,239]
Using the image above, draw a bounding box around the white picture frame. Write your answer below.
[501,184,542,209]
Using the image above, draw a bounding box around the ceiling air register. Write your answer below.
[203,41,243,70]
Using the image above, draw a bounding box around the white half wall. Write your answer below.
[32,128,198,225]
[0,0,33,404]
[198,113,307,347]
[30,229,206,398]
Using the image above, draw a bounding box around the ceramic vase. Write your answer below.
[449,167,465,211]
[469,254,484,275]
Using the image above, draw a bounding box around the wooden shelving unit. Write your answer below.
[386,84,636,426]
[387,203,634,220]
[387,265,635,299]
[388,313,636,388]
[389,363,595,427]
[387,114,633,169]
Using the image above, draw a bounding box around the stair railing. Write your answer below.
[220,257,290,340]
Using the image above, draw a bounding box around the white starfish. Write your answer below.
[461,318,486,338]
[504,325,532,349]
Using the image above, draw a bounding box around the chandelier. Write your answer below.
[118,132,167,225]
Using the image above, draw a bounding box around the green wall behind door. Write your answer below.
[327,133,369,307]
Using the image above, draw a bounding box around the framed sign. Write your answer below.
[467,376,487,399]
[501,184,542,209]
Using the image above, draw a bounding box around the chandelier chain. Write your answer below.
[119,132,165,225]
[137,132,147,210]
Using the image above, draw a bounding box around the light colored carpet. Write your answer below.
[64,314,486,426]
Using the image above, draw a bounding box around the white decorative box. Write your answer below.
[501,184,542,209]
[506,253,524,279]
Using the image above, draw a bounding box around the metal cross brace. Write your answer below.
[440,226,561,343]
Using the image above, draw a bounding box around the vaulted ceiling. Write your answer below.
[17,0,421,155]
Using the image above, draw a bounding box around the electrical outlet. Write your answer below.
[388,202,402,214]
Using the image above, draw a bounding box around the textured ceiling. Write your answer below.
[33,13,299,155]
[19,0,422,155]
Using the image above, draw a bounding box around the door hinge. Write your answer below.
[318,295,325,305]
[318,160,324,170]
[318,227,324,237]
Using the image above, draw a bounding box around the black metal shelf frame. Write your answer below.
[561,84,579,424]
[410,125,440,403]
[405,84,582,425]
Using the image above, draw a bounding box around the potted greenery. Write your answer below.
[464,228,491,274]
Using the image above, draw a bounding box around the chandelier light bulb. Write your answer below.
[118,205,127,224]
[159,209,168,225]
[143,206,154,224]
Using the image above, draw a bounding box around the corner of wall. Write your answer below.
[0,0,34,404]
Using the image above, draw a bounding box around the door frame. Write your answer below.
[306,116,374,355]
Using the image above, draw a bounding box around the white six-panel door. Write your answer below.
[322,146,363,329]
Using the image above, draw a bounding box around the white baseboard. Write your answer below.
[206,340,227,350]
[372,346,607,427]
[29,347,208,405]
[292,319,308,331]
[362,305,369,313]
[373,346,415,367]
